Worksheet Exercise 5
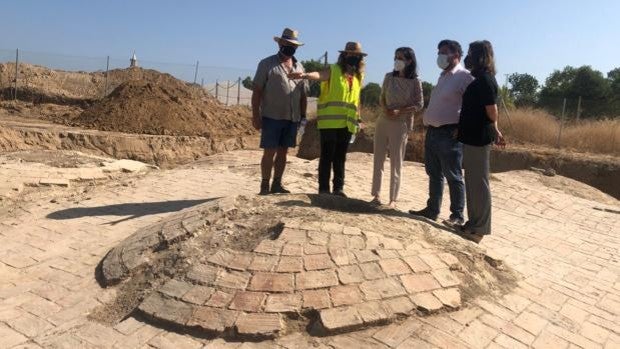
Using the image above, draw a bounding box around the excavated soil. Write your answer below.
[1,63,255,139]
[74,71,254,138]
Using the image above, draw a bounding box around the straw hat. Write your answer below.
[273,28,304,46]
[339,42,368,56]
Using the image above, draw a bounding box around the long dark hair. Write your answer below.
[392,47,418,79]
[337,52,365,80]
[467,40,496,77]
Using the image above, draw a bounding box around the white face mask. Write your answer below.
[393,59,406,72]
[437,54,450,70]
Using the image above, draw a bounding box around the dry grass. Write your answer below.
[500,108,620,156]
[325,105,620,156]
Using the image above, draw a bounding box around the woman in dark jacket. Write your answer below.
[456,40,506,243]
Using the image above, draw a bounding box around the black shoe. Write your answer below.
[259,181,270,195]
[270,182,290,194]
[408,207,437,220]
[332,189,347,198]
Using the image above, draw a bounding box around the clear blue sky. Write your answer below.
[2,0,619,86]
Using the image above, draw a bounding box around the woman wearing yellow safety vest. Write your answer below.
[288,42,366,197]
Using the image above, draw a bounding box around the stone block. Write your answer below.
[235,313,283,338]
[359,278,407,300]
[400,273,441,293]
[433,288,462,309]
[229,291,266,312]
[265,293,302,312]
[302,289,331,310]
[303,254,335,270]
[379,258,412,276]
[296,270,339,290]
[330,285,364,306]
[187,306,238,333]
[276,256,304,273]
[319,306,363,333]
[337,265,365,284]
[248,272,294,293]
[411,293,443,313]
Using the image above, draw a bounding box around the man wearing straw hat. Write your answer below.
[252,28,308,195]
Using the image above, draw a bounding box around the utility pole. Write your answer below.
[557,98,567,148]
[193,60,199,84]
[13,48,19,100]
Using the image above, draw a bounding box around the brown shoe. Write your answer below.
[456,224,485,243]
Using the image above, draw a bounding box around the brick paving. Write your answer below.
[0,150,618,348]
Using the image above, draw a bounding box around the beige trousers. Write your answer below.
[371,116,410,202]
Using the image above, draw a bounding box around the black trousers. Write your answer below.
[319,127,352,192]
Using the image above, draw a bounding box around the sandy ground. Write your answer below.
[0,146,618,348]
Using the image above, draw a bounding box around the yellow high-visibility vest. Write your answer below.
[317,64,362,133]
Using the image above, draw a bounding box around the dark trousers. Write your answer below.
[424,125,465,220]
[319,127,352,192]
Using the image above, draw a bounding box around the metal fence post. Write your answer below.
[225,80,230,106]
[13,48,19,100]
[103,55,110,98]
[215,79,219,100]
[193,60,199,84]
[237,77,241,105]
[557,98,567,148]
[500,96,513,129]
[201,78,204,88]
[576,96,582,121]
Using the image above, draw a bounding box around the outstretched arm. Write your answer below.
[288,68,330,82]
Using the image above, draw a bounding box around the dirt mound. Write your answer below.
[73,71,255,137]
[0,63,210,106]
[0,64,95,106]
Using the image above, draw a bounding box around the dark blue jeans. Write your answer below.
[424,126,465,220]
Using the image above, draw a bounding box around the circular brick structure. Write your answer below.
[99,195,514,339]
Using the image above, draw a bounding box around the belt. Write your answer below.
[426,123,458,130]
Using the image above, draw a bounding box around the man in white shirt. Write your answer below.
[410,40,474,226]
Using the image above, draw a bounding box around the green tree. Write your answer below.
[608,68,620,94]
[301,59,326,97]
[538,66,611,118]
[608,68,620,116]
[499,86,515,109]
[360,82,382,107]
[507,73,538,107]
[421,81,433,108]
[242,76,253,90]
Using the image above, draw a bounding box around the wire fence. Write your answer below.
[499,96,620,152]
[0,48,331,110]
[0,48,256,105]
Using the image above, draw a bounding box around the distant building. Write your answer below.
[130,52,138,68]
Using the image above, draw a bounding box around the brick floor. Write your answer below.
[0,149,618,348]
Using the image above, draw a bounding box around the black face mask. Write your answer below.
[464,55,473,70]
[345,55,361,66]
[280,45,297,57]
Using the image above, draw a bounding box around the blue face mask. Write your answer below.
[280,45,297,57]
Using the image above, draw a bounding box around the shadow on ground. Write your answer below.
[46,198,218,225]
[278,193,457,235]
